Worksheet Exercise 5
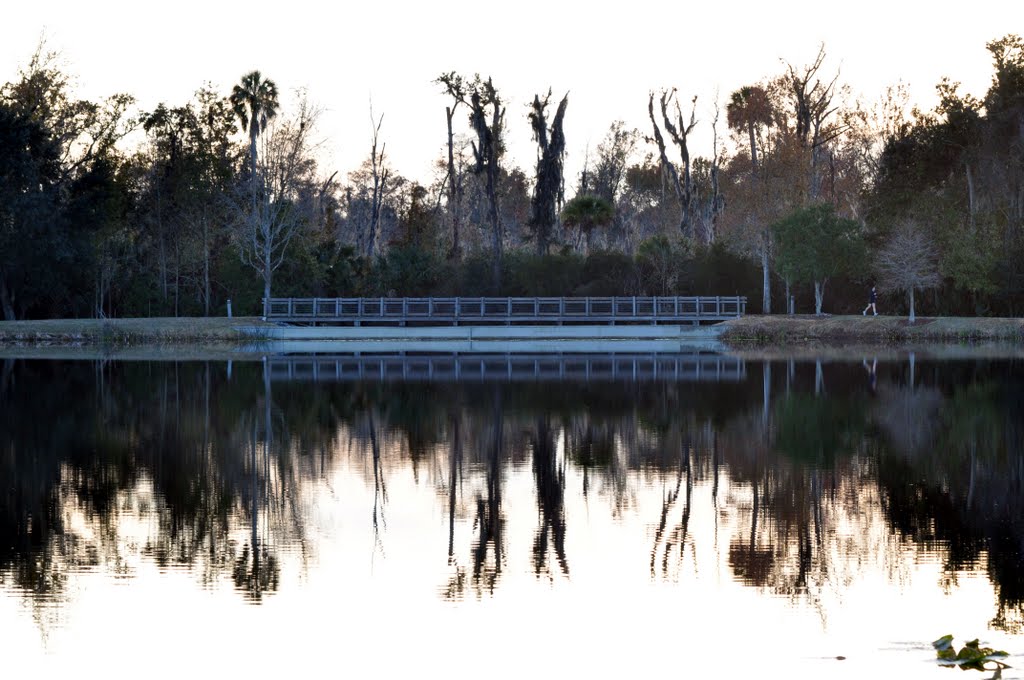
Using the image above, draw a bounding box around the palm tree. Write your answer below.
[561,194,614,253]
[230,70,280,180]
[726,85,772,176]
[727,85,774,313]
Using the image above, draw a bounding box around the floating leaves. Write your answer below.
[933,635,1010,672]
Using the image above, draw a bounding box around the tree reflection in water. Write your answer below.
[0,355,1021,632]
[531,415,568,579]
[0,359,311,608]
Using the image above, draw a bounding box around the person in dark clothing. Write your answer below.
[862,285,877,316]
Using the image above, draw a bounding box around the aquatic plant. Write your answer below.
[933,635,1010,672]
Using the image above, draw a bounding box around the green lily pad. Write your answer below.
[933,635,1010,672]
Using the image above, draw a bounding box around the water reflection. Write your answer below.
[1,353,1022,647]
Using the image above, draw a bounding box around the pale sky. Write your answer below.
[3,0,1013,186]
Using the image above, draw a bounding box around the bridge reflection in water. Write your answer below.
[267,352,746,383]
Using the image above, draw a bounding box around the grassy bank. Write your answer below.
[719,315,1024,344]
[0,317,274,347]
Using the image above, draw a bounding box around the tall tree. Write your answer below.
[233,96,334,313]
[695,101,725,245]
[874,219,941,322]
[727,84,774,313]
[726,85,773,176]
[561,194,613,253]
[528,90,569,255]
[229,70,279,183]
[468,77,505,288]
[0,43,133,320]
[0,102,62,320]
[785,45,842,201]
[436,72,468,260]
[363,106,388,258]
[590,121,638,203]
[648,89,698,240]
[772,203,865,315]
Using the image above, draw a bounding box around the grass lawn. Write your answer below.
[0,317,275,345]
[720,314,1024,343]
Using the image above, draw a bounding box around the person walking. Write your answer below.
[862,285,877,316]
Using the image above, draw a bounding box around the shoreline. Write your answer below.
[717,314,1024,344]
[0,315,1022,351]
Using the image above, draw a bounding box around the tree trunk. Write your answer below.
[203,208,211,317]
[813,280,825,315]
[485,139,502,289]
[965,161,976,228]
[529,92,569,256]
[263,244,272,319]
[157,183,167,306]
[0,273,15,321]
[173,236,180,317]
[445,106,461,261]
[908,287,916,323]
[760,236,771,314]
[747,121,759,176]
[487,135,502,289]
[250,125,259,188]
[368,122,387,258]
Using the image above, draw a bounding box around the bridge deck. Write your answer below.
[264,296,747,325]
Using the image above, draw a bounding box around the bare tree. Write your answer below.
[696,100,725,245]
[436,72,468,260]
[528,90,569,255]
[786,45,843,200]
[875,220,941,322]
[439,73,506,285]
[364,105,388,257]
[469,78,506,288]
[591,121,638,203]
[233,95,335,315]
[648,89,698,240]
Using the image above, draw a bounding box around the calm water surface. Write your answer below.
[1,353,1021,678]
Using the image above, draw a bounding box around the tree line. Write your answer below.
[1,36,1022,320]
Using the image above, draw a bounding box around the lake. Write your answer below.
[1,351,1021,678]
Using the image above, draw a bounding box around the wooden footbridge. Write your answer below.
[263,296,747,326]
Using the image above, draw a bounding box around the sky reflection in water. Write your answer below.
[0,354,1021,678]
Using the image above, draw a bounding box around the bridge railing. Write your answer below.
[263,296,747,324]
